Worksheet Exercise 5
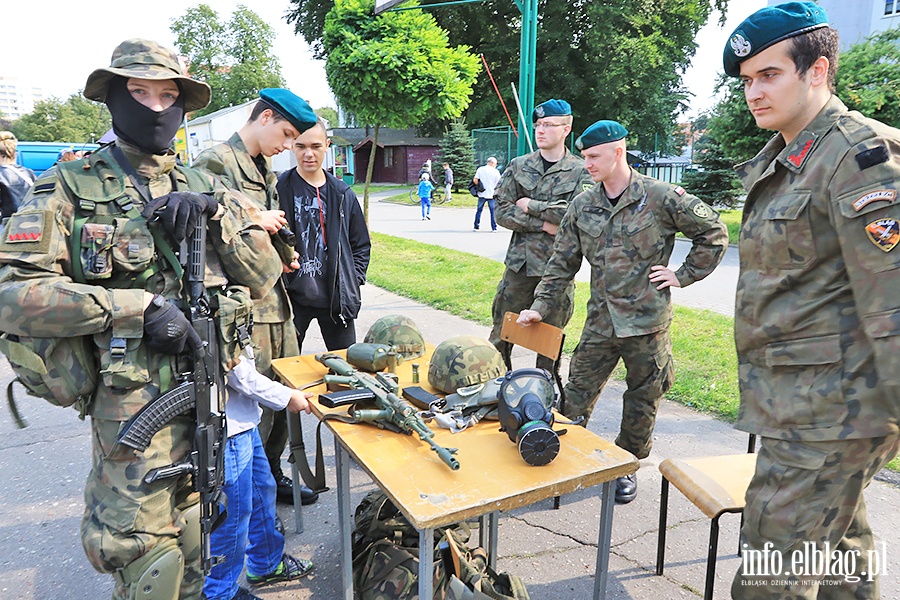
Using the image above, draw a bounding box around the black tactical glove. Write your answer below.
[141,192,218,245]
[143,295,202,355]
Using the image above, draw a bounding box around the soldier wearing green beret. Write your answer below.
[0,39,284,599]
[194,89,320,509]
[724,2,900,596]
[491,99,593,371]
[518,120,727,504]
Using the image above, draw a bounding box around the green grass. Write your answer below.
[379,188,481,208]
[719,209,742,245]
[368,231,740,423]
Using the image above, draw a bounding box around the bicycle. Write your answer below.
[407,185,448,205]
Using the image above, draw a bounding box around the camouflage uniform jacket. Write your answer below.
[194,132,291,323]
[0,141,281,421]
[532,169,727,338]
[495,149,593,276]
[734,96,900,441]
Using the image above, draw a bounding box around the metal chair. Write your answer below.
[656,434,757,600]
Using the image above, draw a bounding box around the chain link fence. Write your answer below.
[472,126,515,170]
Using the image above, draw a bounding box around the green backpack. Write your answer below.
[352,490,530,600]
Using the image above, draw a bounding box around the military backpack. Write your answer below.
[352,490,530,600]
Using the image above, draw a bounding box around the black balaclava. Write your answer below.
[105,76,185,154]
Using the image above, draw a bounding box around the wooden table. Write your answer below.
[273,350,638,600]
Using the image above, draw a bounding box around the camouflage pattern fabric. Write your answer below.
[490,149,592,365]
[563,328,673,457]
[531,170,727,338]
[81,415,202,599]
[0,140,280,597]
[734,96,900,441]
[732,96,900,598]
[732,435,899,599]
[489,266,573,370]
[427,335,506,394]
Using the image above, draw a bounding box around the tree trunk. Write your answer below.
[363,123,380,224]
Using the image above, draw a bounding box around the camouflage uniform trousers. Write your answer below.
[562,328,674,459]
[253,320,301,478]
[81,414,202,599]
[490,266,574,370]
[732,434,900,599]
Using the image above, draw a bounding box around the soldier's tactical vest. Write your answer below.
[0,152,252,425]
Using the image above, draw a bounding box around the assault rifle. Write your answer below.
[115,215,227,573]
[315,352,460,470]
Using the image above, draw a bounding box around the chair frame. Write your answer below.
[656,434,757,600]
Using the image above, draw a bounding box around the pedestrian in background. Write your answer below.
[418,172,435,220]
[0,131,35,222]
[724,2,900,595]
[443,161,453,203]
[472,156,501,231]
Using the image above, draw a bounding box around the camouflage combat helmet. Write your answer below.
[363,315,425,360]
[84,39,211,111]
[428,336,506,394]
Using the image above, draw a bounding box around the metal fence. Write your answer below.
[471,126,515,170]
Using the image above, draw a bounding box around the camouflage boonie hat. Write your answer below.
[363,315,425,360]
[84,38,211,112]
[428,336,506,394]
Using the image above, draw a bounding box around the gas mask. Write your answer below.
[497,368,559,466]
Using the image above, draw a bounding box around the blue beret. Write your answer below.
[575,120,628,150]
[258,88,317,134]
[532,99,571,123]
[724,2,828,77]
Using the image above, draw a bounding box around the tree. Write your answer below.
[705,77,770,165]
[315,106,339,127]
[836,27,900,128]
[680,113,742,208]
[436,118,477,191]
[288,0,729,156]
[10,94,111,143]
[323,0,480,218]
[171,4,284,116]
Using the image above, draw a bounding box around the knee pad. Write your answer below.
[116,539,183,600]
[179,503,202,565]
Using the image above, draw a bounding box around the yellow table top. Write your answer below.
[272,350,638,529]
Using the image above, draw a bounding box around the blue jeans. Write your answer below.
[474,197,496,230]
[420,196,431,218]
[203,427,284,600]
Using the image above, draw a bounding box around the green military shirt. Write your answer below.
[495,149,594,277]
[734,96,900,441]
[532,170,727,338]
[0,141,281,420]
[195,133,291,323]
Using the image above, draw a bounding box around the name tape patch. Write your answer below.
[853,189,896,212]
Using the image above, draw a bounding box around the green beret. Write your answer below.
[575,120,628,150]
[532,99,571,123]
[723,1,828,77]
[258,88,318,134]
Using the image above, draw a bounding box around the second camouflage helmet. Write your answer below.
[428,336,506,394]
[363,315,425,360]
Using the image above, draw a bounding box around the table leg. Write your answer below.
[488,511,499,570]
[418,527,435,600]
[335,440,353,600]
[286,414,303,534]
[593,479,615,600]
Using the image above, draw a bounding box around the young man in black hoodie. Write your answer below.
[277,119,371,352]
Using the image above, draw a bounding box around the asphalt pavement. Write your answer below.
[0,191,897,599]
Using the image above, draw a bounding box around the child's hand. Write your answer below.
[287,390,313,414]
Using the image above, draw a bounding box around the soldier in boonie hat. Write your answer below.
[84,38,210,112]
[723,1,828,77]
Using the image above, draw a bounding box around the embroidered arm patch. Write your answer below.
[0,210,54,254]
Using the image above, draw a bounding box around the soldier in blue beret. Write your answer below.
[724,3,900,597]
[489,99,593,374]
[518,119,727,504]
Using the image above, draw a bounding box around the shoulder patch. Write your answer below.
[865,218,900,252]
[691,201,712,219]
[674,186,685,196]
[33,181,56,194]
[855,145,889,171]
[853,189,896,212]
[582,183,594,192]
[0,210,53,254]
